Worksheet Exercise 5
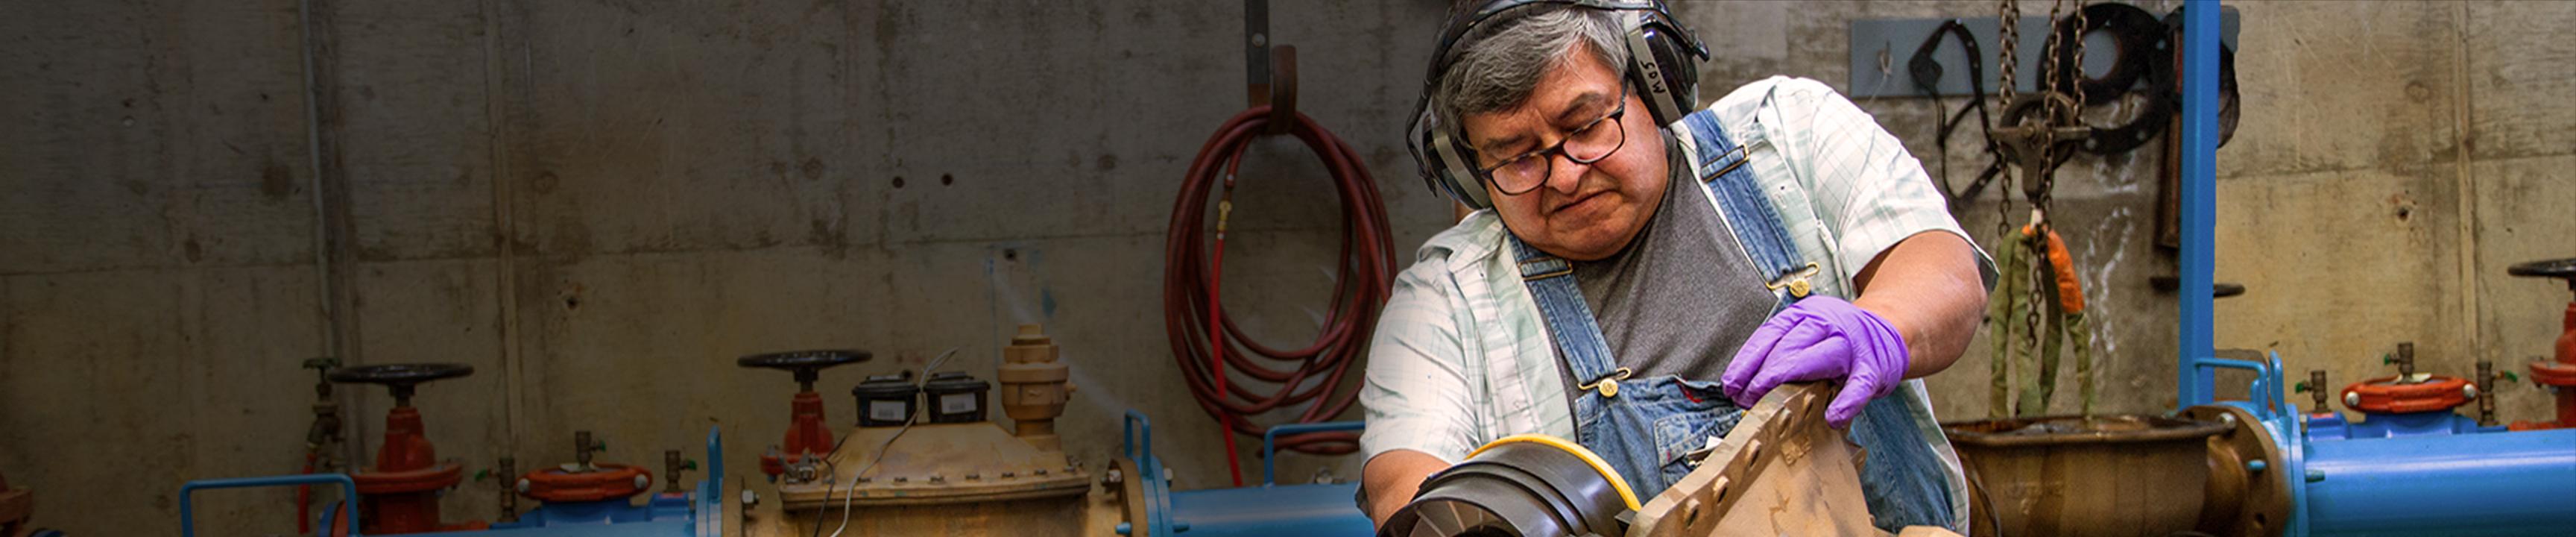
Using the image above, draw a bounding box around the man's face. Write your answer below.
[1460,48,1669,261]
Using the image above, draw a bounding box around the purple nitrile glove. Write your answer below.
[1719,295,1910,429]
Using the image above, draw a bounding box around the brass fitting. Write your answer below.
[997,324,1074,450]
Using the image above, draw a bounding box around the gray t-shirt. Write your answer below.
[1556,154,1778,397]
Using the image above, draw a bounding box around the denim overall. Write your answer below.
[1505,110,1957,531]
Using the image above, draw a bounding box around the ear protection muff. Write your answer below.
[1407,0,1709,210]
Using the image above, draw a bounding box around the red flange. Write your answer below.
[352,406,476,534]
[2342,375,2474,415]
[520,464,651,503]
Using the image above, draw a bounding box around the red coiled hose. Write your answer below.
[1163,106,1396,475]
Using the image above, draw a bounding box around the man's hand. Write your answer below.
[1719,296,1910,428]
[1362,449,1450,528]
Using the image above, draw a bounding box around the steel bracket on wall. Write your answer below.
[1243,0,1297,132]
[1846,9,2238,98]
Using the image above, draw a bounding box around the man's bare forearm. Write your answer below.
[1362,449,1450,527]
[1851,231,1988,379]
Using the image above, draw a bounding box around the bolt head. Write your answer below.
[516,478,531,493]
[740,489,759,505]
[1104,469,1121,484]
[2343,392,2361,408]
[634,474,651,489]
[2463,384,2481,400]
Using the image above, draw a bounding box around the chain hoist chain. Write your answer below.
[2045,0,2089,216]
[1995,0,2019,239]
[2030,0,2074,220]
[2068,0,2088,126]
[1996,0,2020,109]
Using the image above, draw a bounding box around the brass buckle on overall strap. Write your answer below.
[1765,263,1822,298]
[1576,367,1634,398]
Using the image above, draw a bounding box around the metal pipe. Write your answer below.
[2303,429,2576,536]
[295,0,368,471]
[1169,483,1371,537]
[2175,0,2220,409]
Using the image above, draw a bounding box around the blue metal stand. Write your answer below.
[181,473,364,537]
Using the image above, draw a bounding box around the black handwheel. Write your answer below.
[328,363,473,406]
[2509,257,2576,292]
[737,350,870,392]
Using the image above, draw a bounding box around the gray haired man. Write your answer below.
[1362,1,1993,532]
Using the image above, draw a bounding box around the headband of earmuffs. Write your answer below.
[1407,0,1709,210]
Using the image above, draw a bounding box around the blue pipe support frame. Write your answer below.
[180,427,727,537]
[181,473,364,537]
[1259,421,1363,486]
[2302,427,2576,536]
[2176,0,2220,409]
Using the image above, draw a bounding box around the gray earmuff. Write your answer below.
[1408,0,1708,210]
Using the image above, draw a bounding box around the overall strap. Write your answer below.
[1509,237,1626,399]
[1679,110,1817,307]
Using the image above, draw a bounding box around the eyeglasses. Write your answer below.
[1475,86,1631,197]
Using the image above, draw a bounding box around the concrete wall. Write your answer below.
[2,1,2569,535]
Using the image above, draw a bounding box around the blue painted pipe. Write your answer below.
[1169,483,1372,537]
[2303,428,2576,536]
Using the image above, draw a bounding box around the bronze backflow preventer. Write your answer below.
[1000,324,1076,451]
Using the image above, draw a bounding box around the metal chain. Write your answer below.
[2032,0,2070,219]
[2069,0,2088,128]
[1995,0,2019,239]
[2045,0,2089,216]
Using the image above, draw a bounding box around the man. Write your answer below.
[1362,1,1992,533]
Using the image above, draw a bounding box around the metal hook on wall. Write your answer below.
[1244,0,1298,134]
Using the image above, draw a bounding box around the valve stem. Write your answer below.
[2477,361,2498,427]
